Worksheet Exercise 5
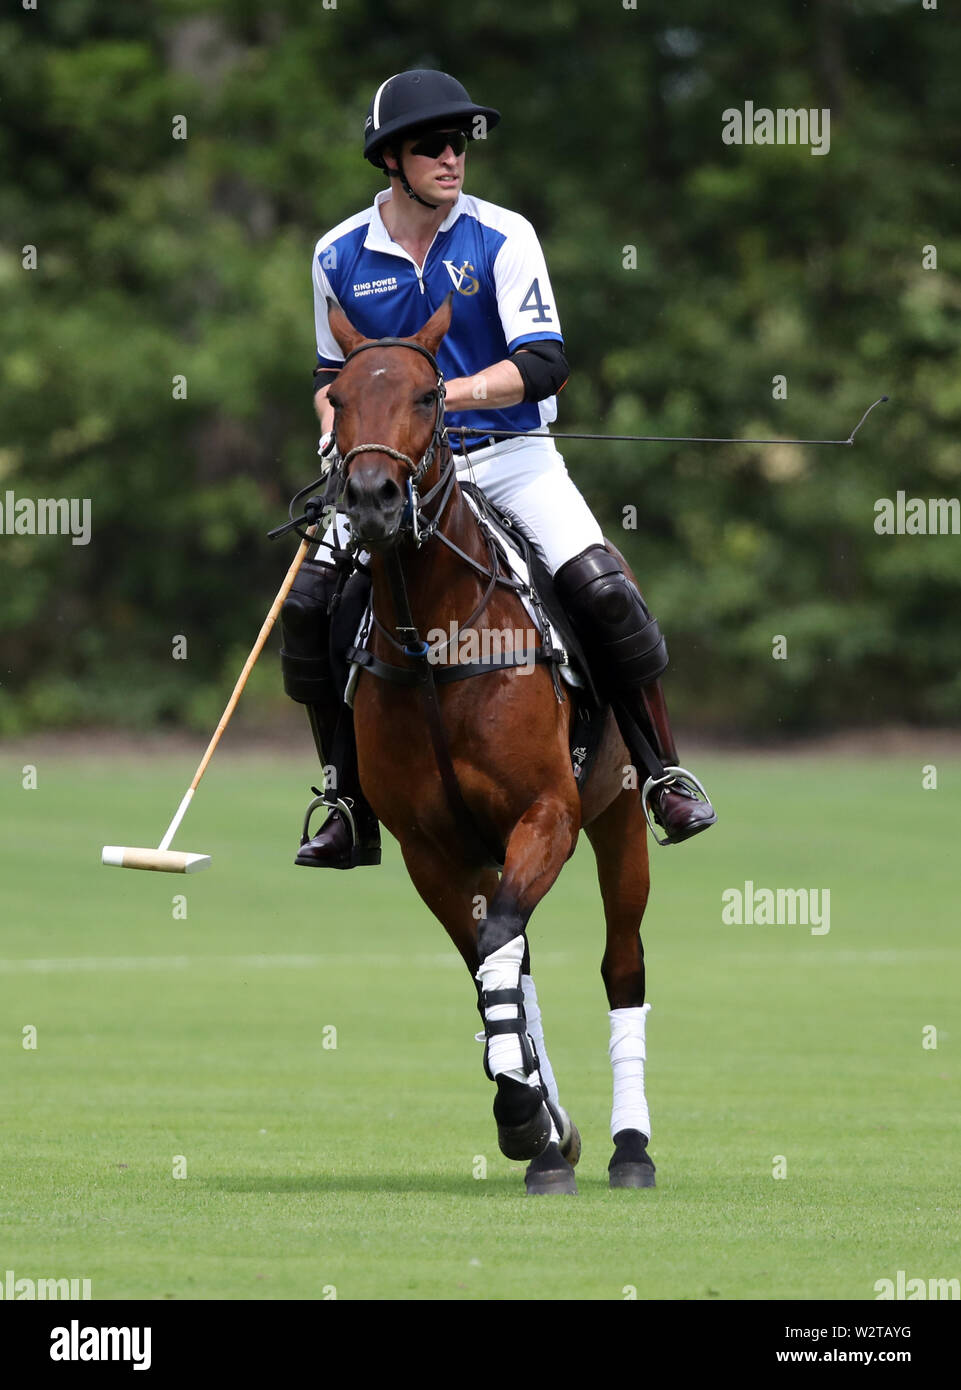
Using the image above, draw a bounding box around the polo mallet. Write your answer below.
[101,523,318,874]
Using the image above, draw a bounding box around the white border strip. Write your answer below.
[371,75,395,131]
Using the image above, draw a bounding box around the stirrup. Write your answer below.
[641,765,715,847]
[300,789,358,847]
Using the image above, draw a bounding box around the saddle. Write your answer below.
[333,485,610,795]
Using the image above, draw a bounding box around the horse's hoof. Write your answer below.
[493,1075,552,1161]
[608,1128,656,1189]
[525,1142,578,1196]
[551,1102,582,1169]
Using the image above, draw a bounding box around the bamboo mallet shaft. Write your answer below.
[155,524,319,852]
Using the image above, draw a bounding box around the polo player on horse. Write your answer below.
[280,69,717,867]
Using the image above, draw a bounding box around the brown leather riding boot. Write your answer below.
[280,560,381,869]
[553,544,716,846]
[296,800,382,868]
[637,679,716,845]
[295,710,381,869]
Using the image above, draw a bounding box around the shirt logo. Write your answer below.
[443,259,480,296]
[351,275,399,299]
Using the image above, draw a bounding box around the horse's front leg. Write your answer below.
[476,794,579,1186]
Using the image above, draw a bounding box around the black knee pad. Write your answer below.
[280,561,339,704]
[554,545,668,685]
[281,560,337,637]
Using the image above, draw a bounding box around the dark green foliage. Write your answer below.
[2,1,959,735]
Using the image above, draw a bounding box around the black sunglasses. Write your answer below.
[409,129,468,159]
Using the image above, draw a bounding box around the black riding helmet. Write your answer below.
[364,70,500,208]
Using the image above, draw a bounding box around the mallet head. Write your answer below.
[101,846,211,874]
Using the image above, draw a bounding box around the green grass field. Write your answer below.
[1,742,957,1300]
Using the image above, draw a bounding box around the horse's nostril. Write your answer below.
[344,470,403,521]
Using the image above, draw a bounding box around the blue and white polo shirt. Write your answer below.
[312,190,564,438]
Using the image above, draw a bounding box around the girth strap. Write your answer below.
[346,645,552,686]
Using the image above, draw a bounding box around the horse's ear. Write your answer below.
[413,292,453,359]
[327,299,366,357]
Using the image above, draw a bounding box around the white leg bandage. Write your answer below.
[476,935,531,1080]
[522,975,560,1142]
[609,1004,652,1142]
[522,975,559,1107]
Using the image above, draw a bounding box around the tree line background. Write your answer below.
[2,0,959,739]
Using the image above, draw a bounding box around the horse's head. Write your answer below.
[326,295,453,550]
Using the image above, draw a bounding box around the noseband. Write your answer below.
[335,337,449,491]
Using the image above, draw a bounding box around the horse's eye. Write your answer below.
[328,396,342,411]
[419,391,436,407]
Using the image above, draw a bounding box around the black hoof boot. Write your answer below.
[295,793,381,869]
[493,1075,552,1161]
[525,1141,578,1196]
[609,1129,656,1188]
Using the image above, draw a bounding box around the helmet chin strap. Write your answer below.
[388,156,440,210]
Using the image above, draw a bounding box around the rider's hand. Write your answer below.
[317,431,337,477]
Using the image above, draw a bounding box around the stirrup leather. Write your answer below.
[641,765,716,847]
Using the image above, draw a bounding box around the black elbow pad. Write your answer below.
[510,339,569,403]
[312,365,341,396]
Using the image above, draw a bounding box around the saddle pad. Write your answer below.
[344,496,586,704]
[459,489,585,692]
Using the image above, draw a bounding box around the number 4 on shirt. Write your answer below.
[519,278,552,324]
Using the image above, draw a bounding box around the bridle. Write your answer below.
[327,336,538,653]
[330,336,456,548]
[272,334,524,595]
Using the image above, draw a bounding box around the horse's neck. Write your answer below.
[369,466,492,640]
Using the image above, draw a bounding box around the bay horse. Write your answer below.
[323,294,656,1195]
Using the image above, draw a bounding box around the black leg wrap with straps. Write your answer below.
[480,987,537,1082]
[481,983,552,1159]
[475,973,571,1165]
